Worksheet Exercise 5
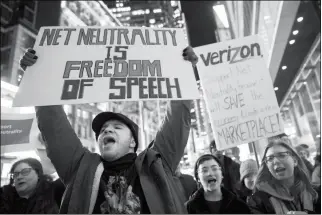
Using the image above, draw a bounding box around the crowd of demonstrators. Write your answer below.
[185,154,251,214]
[247,138,321,214]
[312,154,321,186]
[209,141,241,195]
[235,159,258,203]
[174,163,198,203]
[18,46,198,214]
[0,158,65,214]
[10,43,321,214]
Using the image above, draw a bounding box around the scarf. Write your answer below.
[99,153,140,214]
[101,153,137,173]
[257,180,317,214]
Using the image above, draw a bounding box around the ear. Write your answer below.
[293,157,298,166]
[130,138,136,148]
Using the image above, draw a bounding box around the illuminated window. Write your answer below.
[83,110,89,119]
[77,109,81,117]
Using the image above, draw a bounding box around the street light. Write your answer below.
[293,30,299,35]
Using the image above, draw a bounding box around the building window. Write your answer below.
[1,30,14,48]
[82,110,89,119]
[77,108,81,118]
[24,1,36,11]
[77,124,82,136]
[2,1,15,9]
[23,7,35,24]
[1,4,13,23]
[83,126,87,138]
[1,49,11,80]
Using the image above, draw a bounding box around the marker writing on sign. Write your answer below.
[38,28,177,46]
[60,45,182,100]
[216,113,281,146]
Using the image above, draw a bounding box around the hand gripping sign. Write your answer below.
[195,35,284,151]
[13,26,199,107]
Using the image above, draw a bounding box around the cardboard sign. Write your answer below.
[13,26,199,107]
[195,35,283,151]
[1,113,37,153]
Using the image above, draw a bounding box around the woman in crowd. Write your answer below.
[248,138,321,214]
[0,158,65,213]
[236,159,258,203]
[186,154,251,214]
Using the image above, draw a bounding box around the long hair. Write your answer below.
[194,154,225,188]
[254,138,315,196]
[9,158,53,186]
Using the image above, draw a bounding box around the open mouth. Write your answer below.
[17,182,25,186]
[208,178,217,184]
[103,136,116,146]
[275,167,286,173]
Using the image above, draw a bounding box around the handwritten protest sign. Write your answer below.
[1,113,37,153]
[13,26,199,107]
[195,35,283,151]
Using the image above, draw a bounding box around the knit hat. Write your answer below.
[240,159,258,181]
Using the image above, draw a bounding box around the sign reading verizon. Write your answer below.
[195,35,283,151]
[200,43,262,65]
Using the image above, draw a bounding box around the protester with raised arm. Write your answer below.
[19,46,198,214]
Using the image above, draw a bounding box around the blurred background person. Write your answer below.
[236,159,258,203]
[248,138,320,214]
[312,154,321,186]
[0,158,65,214]
[186,154,250,214]
[174,163,197,202]
[296,144,314,176]
[209,140,240,195]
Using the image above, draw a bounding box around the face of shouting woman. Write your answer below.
[197,158,223,192]
[265,145,297,181]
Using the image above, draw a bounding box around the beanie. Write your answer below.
[240,159,258,181]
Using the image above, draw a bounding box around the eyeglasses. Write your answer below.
[264,152,292,164]
[10,168,33,179]
[199,166,221,174]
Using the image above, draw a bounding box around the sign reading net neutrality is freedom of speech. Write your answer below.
[195,35,283,151]
[13,26,200,107]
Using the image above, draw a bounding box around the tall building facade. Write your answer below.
[104,0,183,28]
